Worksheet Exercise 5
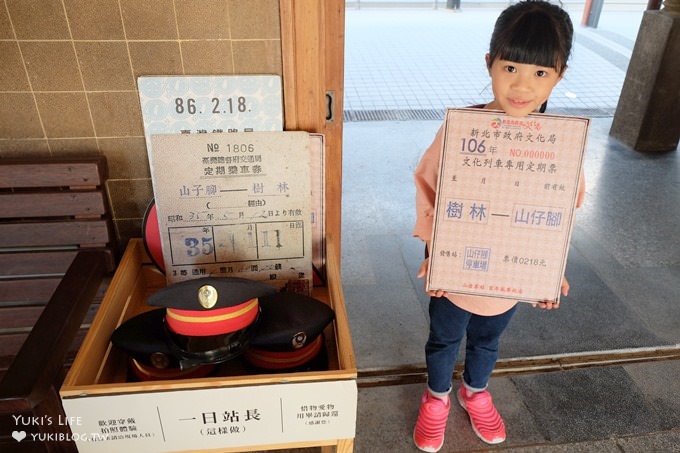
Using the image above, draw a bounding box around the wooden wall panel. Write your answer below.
[280,0,345,256]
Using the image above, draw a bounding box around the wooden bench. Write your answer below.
[0,157,115,451]
[0,157,116,377]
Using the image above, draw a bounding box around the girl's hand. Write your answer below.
[417,259,447,298]
[532,276,570,310]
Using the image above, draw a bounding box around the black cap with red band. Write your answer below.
[244,292,335,372]
[112,276,278,378]
[111,277,337,379]
[147,276,275,334]
[147,277,278,369]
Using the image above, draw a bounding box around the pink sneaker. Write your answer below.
[413,390,450,452]
[457,386,506,444]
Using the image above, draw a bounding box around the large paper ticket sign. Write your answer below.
[427,108,589,303]
[149,132,313,291]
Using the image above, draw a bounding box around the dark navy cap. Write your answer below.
[244,293,335,371]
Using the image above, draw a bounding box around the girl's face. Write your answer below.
[485,56,564,117]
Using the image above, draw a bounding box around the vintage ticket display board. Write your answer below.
[427,108,589,303]
[138,75,326,286]
[149,132,314,291]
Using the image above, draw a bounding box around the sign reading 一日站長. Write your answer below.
[61,380,357,452]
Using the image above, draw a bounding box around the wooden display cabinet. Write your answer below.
[60,1,353,451]
[60,238,355,452]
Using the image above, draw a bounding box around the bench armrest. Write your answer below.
[0,251,108,411]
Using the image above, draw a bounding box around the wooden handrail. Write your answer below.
[0,251,108,411]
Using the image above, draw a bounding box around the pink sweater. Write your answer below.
[413,122,586,316]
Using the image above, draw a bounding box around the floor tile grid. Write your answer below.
[343,8,644,116]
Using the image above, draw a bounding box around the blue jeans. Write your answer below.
[425,296,517,395]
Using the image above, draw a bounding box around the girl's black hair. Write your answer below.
[488,0,573,75]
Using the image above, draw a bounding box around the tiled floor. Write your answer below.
[344,6,644,118]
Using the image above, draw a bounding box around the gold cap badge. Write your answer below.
[198,284,218,309]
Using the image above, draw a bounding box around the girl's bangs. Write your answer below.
[497,42,559,69]
[496,15,564,70]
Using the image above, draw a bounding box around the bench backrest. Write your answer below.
[0,157,115,376]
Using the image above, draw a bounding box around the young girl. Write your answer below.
[412,1,584,451]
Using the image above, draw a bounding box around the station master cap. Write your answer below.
[147,276,278,368]
[110,308,215,381]
[244,292,335,371]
